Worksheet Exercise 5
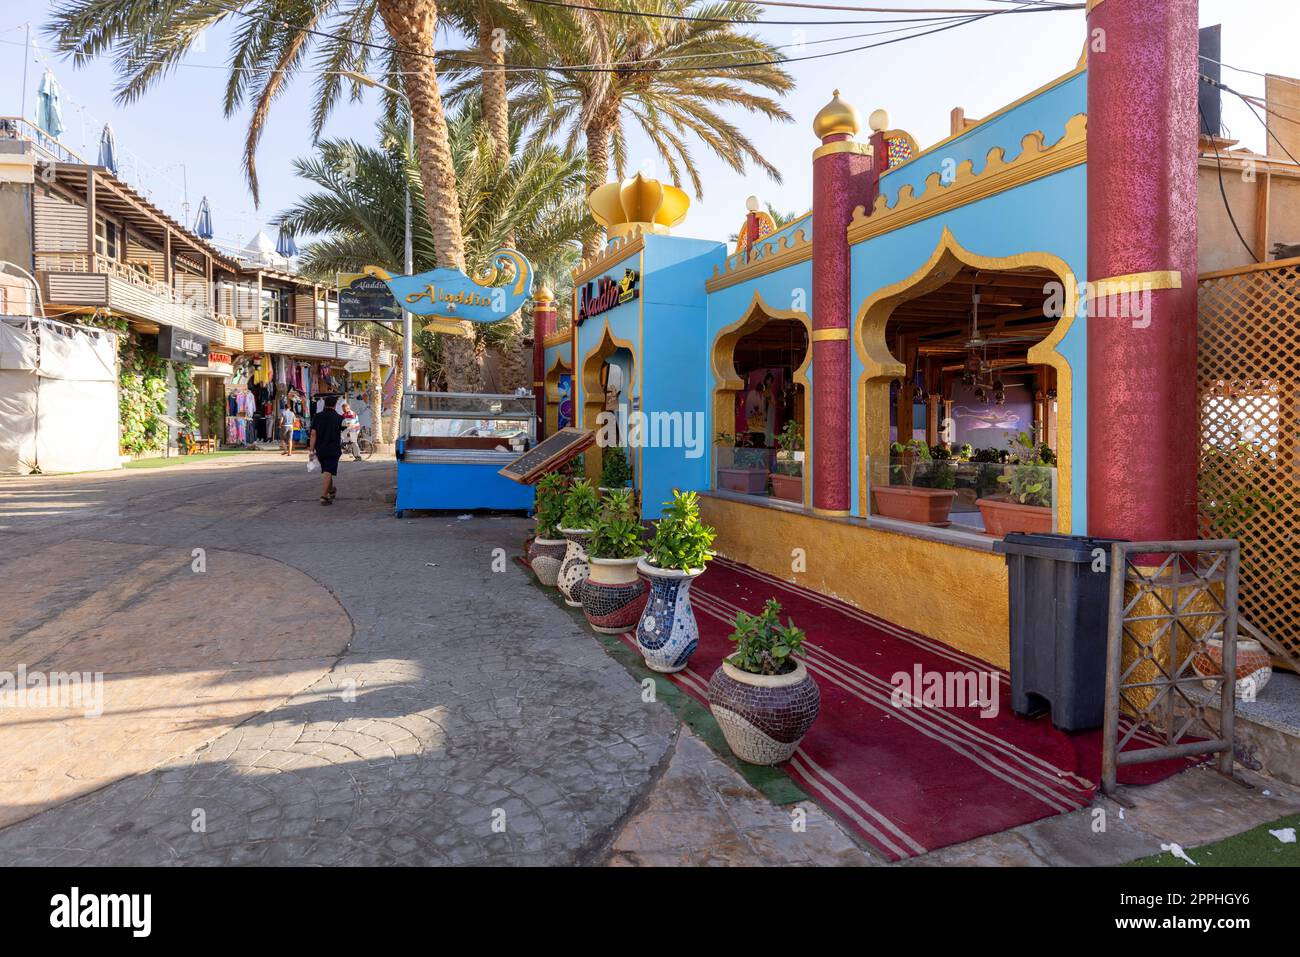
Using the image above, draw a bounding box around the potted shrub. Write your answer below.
[716,432,770,494]
[872,439,957,525]
[557,479,601,607]
[769,420,804,503]
[527,472,570,587]
[598,445,634,494]
[635,489,717,673]
[977,432,1055,536]
[707,599,821,765]
[580,488,649,634]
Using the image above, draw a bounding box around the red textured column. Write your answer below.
[811,92,876,514]
[1086,0,1200,540]
[532,286,557,439]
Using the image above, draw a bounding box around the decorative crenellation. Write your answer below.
[571,225,646,285]
[848,113,1087,245]
[705,226,812,292]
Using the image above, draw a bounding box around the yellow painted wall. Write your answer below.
[699,495,1011,669]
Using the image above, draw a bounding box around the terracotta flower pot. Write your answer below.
[581,554,649,634]
[635,559,704,673]
[873,485,956,525]
[557,528,592,607]
[717,468,768,495]
[528,535,567,587]
[769,472,803,503]
[1192,636,1273,699]
[708,659,821,765]
[976,496,1053,536]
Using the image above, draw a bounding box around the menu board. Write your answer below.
[498,428,595,484]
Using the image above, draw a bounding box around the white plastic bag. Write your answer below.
[307,454,320,473]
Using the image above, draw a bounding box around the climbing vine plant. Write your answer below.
[172,361,199,436]
[118,335,170,454]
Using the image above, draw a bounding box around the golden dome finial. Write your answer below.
[534,282,555,304]
[587,172,690,239]
[813,89,861,140]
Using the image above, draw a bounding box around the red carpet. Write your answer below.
[609,556,1201,861]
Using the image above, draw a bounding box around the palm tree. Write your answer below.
[727,202,801,243]
[444,0,794,259]
[279,111,597,390]
[46,0,484,384]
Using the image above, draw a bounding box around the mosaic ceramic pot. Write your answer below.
[708,659,821,765]
[581,554,649,634]
[557,528,592,608]
[635,560,704,673]
[1192,636,1273,700]
[528,535,567,587]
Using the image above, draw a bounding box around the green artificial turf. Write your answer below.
[1127,812,1300,867]
[526,566,809,806]
[124,451,256,469]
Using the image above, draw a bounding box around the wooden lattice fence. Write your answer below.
[1197,256,1300,663]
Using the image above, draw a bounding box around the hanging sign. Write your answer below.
[157,326,209,366]
[576,268,639,326]
[359,249,533,338]
[338,272,403,325]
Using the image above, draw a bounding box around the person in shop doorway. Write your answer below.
[308,395,343,505]
[280,401,297,456]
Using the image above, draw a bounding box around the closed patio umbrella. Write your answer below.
[98,123,118,175]
[194,196,213,239]
[36,69,65,140]
[275,223,299,258]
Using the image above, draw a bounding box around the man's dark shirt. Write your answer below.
[312,409,343,458]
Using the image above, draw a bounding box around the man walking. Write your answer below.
[308,395,344,505]
[280,401,297,455]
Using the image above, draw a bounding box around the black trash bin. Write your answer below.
[993,532,1124,732]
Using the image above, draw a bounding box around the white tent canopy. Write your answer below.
[0,316,120,474]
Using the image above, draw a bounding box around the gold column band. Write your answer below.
[1087,270,1183,299]
[812,328,850,342]
[811,507,851,517]
[812,141,874,161]
[1085,0,1106,12]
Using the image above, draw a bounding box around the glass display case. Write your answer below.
[394,391,537,515]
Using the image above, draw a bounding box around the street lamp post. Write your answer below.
[343,71,414,393]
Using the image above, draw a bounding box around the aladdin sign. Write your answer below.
[576,268,639,326]
[359,249,534,338]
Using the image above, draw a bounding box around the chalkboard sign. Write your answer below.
[499,427,595,484]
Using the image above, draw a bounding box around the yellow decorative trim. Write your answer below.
[812,141,873,161]
[811,507,851,517]
[1088,270,1182,299]
[811,328,849,342]
[542,328,572,350]
[543,353,572,436]
[532,380,545,388]
[710,290,813,507]
[1086,0,1106,12]
[852,227,1077,533]
[579,316,638,484]
[881,65,1086,179]
[572,228,646,286]
[849,113,1087,247]
[706,227,812,293]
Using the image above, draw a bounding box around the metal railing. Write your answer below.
[1102,539,1240,794]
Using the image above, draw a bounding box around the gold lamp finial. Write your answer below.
[813,89,861,140]
[587,172,690,239]
[534,282,555,304]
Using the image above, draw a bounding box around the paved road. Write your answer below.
[0,456,676,865]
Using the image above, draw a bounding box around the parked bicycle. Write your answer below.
[345,425,376,461]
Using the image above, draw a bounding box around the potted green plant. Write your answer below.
[769,420,804,503]
[580,488,649,634]
[527,472,570,587]
[635,490,717,673]
[716,432,771,495]
[598,445,634,494]
[557,479,601,607]
[872,439,957,525]
[976,432,1055,536]
[707,599,821,765]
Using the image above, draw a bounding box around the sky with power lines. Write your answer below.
[1,0,1296,257]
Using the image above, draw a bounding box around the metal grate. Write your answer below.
[1197,257,1300,664]
[1102,540,1239,794]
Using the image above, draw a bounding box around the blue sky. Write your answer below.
[1,1,1295,253]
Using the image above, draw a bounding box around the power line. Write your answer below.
[1200,104,1260,264]
[1202,72,1300,168]
[519,0,1073,25]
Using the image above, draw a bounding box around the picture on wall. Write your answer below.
[950,381,1034,450]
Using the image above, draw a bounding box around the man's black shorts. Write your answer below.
[318,453,340,476]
